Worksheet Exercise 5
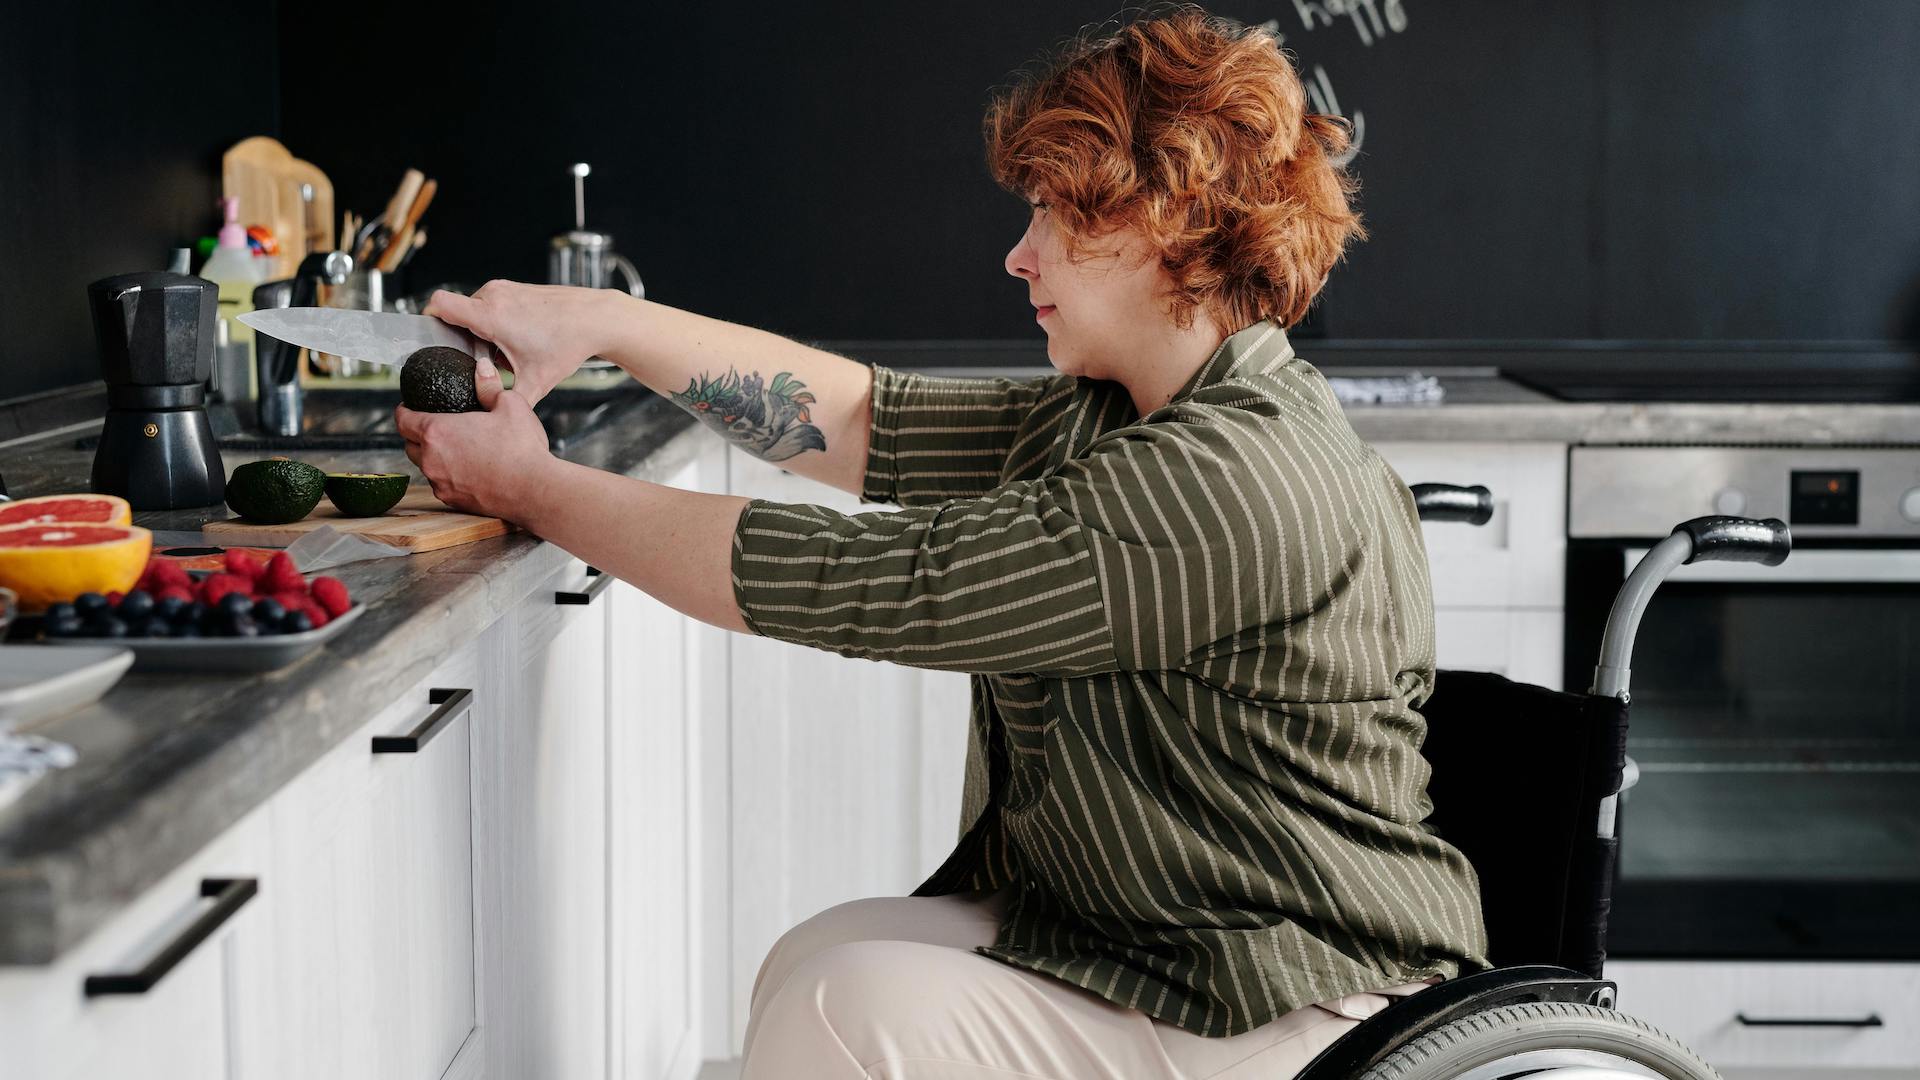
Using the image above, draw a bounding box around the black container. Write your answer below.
[87,272,226,509]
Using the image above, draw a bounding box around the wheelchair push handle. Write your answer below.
[1591,515,1792,700]
[1676,515,1791,567]
[1410,483,1494,526]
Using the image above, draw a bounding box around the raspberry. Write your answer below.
[309,577,351,618]
[157,586,196,606]
[299,598,331,628]
[224,549,266,582]
[199,573,252,604]
[269,589,310,613]
[146,559,193,593]
[261,552,306,595]
[106,591,124,606]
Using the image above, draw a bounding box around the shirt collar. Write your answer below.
[1168,319,1295,406]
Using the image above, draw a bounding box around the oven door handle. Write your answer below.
[1624,546,1920,584]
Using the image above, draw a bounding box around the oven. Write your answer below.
[1565,446,1920,960]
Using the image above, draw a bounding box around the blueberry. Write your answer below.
[172,622,203,639]
[89,616,128,638]
[228,615,261,638]
[134,617,171,639]
[44,602,77,622]
[280,610,314,634]
[251,598,286,625]
[177,600,207,626]
[74,593,108,617]
[217,592,253,619]
[44,614,84,639]
[154,595,186,621]
[119,590,155,620]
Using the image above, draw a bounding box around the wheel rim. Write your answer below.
[1447,1048,1668,1080]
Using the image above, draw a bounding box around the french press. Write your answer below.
[548,163,644,298]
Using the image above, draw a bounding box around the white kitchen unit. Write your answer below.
[253,643,484,1079]
[1609,960,1920,1079]
[608,460,709,1080]
[0,809,271,1080]
[722,450,972,1052]
[1373,440,1568,688]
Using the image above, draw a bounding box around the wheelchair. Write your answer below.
[1291,484,1793,1080]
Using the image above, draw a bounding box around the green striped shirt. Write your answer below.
[730,320,1490,1037]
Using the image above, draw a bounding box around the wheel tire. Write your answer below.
[1359,1001,1721,1079]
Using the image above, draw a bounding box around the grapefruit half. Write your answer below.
[0,493,133,528]
[0,522,153,613]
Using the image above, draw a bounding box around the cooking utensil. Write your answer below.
[205,487,510,553]
[238,307,490,367]
[378,178,437,273]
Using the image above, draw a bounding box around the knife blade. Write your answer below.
[238,308,489,367]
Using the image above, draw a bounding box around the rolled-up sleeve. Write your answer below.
[733,475,1121,677]
[862,365,1075,507]
[733,419,1288,677]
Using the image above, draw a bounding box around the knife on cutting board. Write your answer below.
[238,308,497,367]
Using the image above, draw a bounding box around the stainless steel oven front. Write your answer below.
[1566,445,1920,960]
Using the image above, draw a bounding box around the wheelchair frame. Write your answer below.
[1292,485,1791,1080]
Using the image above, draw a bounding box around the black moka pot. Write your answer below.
[88,272,226,509]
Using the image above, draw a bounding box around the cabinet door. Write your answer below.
[724,450,974,1051]
[475,557,611,1079]
[0,810,269,1080]
[1373,441,1568,608]
[260,646,481,1080]
[608,565,700,1080]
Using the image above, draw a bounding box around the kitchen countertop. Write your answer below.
[0,390,699,965]
[4,358,1918,965]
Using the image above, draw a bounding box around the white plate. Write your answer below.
[0,645,135,734]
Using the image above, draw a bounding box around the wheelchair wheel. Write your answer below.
[1360,1001,1720,1079]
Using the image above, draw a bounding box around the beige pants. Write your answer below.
[742,889,1423,1079]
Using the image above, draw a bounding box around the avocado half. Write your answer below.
[325,473,410,517]
[401,346,483,414]
[226,459,327,524]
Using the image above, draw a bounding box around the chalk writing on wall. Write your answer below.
[1262,18,1366,167]
[1290,0,1408,47]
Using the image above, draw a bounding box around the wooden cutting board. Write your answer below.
[204,487,511,553]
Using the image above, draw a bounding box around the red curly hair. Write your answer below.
[986,5,1365,331]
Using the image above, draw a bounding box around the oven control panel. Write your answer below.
[1570,448,1920,538]
[1790,470,1860,525]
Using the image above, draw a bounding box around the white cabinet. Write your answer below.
[722,450,971,1052]
[1608,960,1920,1078]
[608,459,706,1080]
[1374,441,1568,688]
[472,556,612,1079]
[0,810,270,1080]
[256,645,482,1080]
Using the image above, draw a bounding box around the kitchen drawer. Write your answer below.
[0,810,269,1080]
[259,646,481,1079]
[1374,441,1567,608]
[1608,960,1920,1074]
[1434,608,1564,690]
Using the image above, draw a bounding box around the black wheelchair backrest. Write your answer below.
[1417,670,1629,978]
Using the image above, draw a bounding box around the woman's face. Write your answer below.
[1004,200,1173,380]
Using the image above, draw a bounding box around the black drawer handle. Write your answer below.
[84,877,259,997]
[1737,1012,1884,1028]
[556,565,611,605]
[372,688,473,753]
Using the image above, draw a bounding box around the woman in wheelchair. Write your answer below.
[407,6,1788,1078]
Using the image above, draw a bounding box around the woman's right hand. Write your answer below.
[423,281,620,405]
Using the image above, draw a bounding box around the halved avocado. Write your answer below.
[325,473,410,517]
[226,459,327,524]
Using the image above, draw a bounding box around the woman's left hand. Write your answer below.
[395,357,554,520]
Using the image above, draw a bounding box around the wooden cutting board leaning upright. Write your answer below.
[204,487,511,553]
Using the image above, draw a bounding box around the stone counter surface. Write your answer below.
[3,368,1916,965]
[0,392,699,965]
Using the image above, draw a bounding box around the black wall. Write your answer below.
[0,4,280,400]
[277,0,1920,347]
[7,2,1918,401]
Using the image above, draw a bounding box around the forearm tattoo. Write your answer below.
[671,368,827,461]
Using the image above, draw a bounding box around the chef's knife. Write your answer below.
[237,308,494,367]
